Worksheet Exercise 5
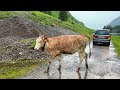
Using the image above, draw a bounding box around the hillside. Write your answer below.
[47,11,84,25]
[0,11,95,62]
[107,16,120,27]
[40,11,93,36]
[0,11,94,37]
[0,11,95,78]
[30,11,94,37]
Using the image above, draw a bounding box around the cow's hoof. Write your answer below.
[86,65,88,69]
[58,66,61,71]
[76,67,80,72]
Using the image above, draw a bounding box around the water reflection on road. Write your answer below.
[49,41,120,79]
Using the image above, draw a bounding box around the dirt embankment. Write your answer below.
[0,15,79,61]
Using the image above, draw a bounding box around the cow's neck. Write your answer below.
[41,41,46,51]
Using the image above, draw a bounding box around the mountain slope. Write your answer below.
[0,11,94,38]
[42,11,84,26]
[30,11,94,37]
[107,16,120,27]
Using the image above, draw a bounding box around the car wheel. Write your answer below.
[106,42,110,46]
[93,41,95,45]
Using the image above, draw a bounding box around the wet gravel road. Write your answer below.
[21,41,120,79]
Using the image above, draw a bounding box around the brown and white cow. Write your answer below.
[34,33,91,79]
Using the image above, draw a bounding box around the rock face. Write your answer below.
[0,15,78,38]
[0,16,41,38]
[0,15,79,61]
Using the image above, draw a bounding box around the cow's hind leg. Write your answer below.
[76,51,85,79]
[58,56,62,79]
[84,52,89,79]
[77,51,86,72]
[85,52,88,69]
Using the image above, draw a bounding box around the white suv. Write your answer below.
[93,30,111,46]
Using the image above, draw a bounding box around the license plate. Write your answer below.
[99,36,104,38]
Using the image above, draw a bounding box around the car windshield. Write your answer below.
[95,30,109,35]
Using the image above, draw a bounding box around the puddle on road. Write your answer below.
[47,42,120,79]
[86,42,120,79]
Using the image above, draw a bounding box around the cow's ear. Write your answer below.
[41,35,45,40]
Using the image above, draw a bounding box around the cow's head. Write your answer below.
[34,33,48,50]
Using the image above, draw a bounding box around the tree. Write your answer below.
[103,25,113,33]
[40,11,47,13]
[47,11,52,15]
[59,11,68,21]
[103,26,106,29]
[103,25,112,30]
[103,25,120,33]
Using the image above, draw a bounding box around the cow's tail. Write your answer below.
[84,35,91,58]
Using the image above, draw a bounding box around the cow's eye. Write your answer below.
[39,41,43,43]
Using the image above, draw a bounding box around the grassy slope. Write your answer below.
[0,11,95,38]
[51,11,94,37]
[50,11,60,18]
[112,36,120,58]
[0,60,46,79]
[28,11,95,38]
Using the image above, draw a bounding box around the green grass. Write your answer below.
[0,11,16,19]
[112,36,120,58]
[0,11,29,19]
[28,11,61,26]
[50,11,60,18]
[31,40,36,49]
[0,59,46,79]
[20,39,36,49]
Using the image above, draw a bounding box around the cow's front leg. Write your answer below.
[76,52,85,72]
[44,60,51,73]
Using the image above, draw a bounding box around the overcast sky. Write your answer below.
[69,11,120,30]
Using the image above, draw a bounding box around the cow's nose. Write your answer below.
[34,47,38,50]
[34,45,40,50]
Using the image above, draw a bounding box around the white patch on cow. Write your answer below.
[34,36,45,50]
